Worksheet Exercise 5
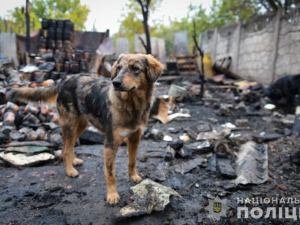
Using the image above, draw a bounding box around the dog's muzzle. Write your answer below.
[112,79,122,89]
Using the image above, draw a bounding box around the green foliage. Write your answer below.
[115,0,300,56]
[118,10,144,52]
[30,0,90,30]
[0,8,40,34]
[209,0,261,26]
[4,0,90,34]
[170,0,261,52]
[171,4,212,53]
[13,7,41,34]
[114,0,162,52]
[0,18,14,33]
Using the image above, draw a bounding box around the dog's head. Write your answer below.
[264,86,285,104]
[111,54,164,91]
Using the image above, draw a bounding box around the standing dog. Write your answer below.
[7,54,164,204]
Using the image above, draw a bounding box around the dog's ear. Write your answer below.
[145,55,164,82]
[111,61,118,80]
[111,54,126,80]
[101,55,106,64]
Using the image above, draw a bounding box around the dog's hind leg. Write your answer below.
[71,117,88,166]
[60,116,87,177]
[127,129,143,183]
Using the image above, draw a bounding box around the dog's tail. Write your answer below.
[6,84,57,106]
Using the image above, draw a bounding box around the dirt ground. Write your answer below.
[1,80,300,225]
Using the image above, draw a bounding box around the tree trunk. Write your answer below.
[25,0,30,54]
[25,0,31,64]
[143,19,152,54]
[137,0,152,54]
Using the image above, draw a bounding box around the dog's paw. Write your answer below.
[66,168,79,177]
[106,192,120,204]
[73,158,83,166]
[129,174,142,183]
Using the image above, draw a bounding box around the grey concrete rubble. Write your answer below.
[252,132,283,142]
[216,103,231,116]
[293,115,300,135]
[235,119,249,127]
[79,130,105,145]
[170,156,204,174]
[184,141,212,153]
[0,151,54,167]
[118,179,181,217]
[217,158,237,179]
[234,141,268,185]
[3,146,51,155]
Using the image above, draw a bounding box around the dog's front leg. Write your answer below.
[127,129,143,183]
[104,145,120,204]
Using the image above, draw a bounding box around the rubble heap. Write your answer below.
[22,19,92,85]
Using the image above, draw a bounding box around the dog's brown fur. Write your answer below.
[7,54,164,204]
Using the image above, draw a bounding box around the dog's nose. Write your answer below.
[112,79,122,88]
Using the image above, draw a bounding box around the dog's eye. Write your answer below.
[131,66,139,72]
[116,66,121,71]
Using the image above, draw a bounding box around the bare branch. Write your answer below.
[284,0,288,14]
[138,36,148,53]
[260,0,270,11]
[192,20,203,57]
[274,0,282,7]
[146,0,151,9]
[192,19,205,100]
[266,0,279,11]
[192,35,203,58]
[136,0,144,12]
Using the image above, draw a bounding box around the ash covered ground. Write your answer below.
[1,77,300,225]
